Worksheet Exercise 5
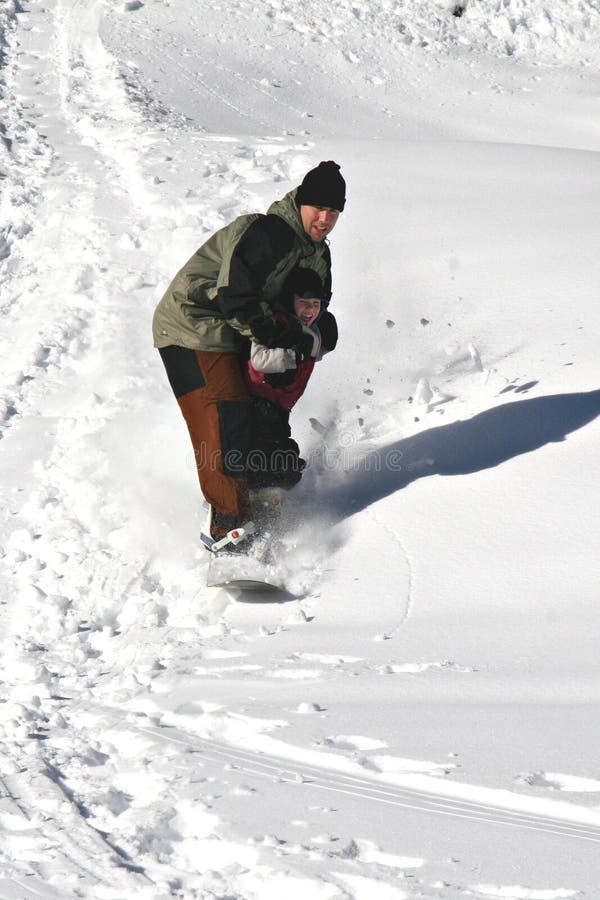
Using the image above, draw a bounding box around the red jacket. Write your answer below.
[245,356,315,412]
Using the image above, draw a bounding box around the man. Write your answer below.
[153,160,346,547]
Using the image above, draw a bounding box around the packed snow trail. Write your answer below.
[0,1,183,895]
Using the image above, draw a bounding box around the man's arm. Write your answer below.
[215,216,303,348]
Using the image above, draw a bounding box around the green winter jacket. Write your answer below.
[152,188,332,352]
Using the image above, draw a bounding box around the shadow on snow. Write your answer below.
[316,389,600,520]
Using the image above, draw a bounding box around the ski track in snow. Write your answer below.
[106,717,600,846]
[0,3,183,893]
[2,0,600,897]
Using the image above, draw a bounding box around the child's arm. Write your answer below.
[250,342,297,373]
[315,310,338,360]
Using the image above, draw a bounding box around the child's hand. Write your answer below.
[295,327,320,363]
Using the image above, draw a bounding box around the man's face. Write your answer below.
[300,205,340,242]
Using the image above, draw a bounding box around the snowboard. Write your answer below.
[202,489,285,592]
[206,551,283,592]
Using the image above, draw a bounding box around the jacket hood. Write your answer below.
[267,188,311,244]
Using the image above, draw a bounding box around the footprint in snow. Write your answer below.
[295,702,327,714]
[317,734,386,752]
[517,771,600,793]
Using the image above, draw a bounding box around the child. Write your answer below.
[244,267,338,490]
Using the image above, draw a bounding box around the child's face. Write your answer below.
[294,296,321,327]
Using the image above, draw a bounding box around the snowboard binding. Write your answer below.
[200,505,257,554]
[201,521,257,554]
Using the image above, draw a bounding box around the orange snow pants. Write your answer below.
[158,346,251,536]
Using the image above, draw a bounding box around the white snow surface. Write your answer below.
[1,0,600,897]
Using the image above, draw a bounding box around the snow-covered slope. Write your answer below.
[1,1,600,898]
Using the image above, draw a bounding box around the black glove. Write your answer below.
[317,310,338,352]
[294,330,318,365]
[269,314,303,349]
[266,370,296,387]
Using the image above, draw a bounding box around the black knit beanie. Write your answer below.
[280,267,325,312]
[296,161,346,212]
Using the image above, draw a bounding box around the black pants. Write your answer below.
[246,398,304,489]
